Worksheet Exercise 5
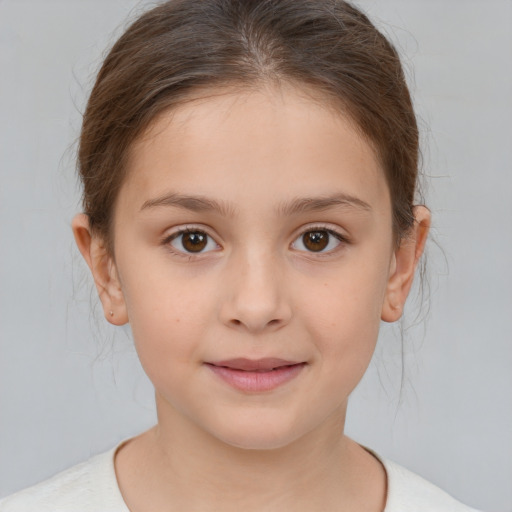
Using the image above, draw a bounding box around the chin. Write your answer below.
[219,433,299,452]
[209,415,308,452]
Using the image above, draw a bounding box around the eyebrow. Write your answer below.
[140,192,371,216]
[278,193,372,216]
[140,193,236,217]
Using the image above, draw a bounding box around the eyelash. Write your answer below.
[161,225,350,258]
[290,226,349,256]
[162,227,220,259]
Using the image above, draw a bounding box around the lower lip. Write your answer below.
[206,363,306,392]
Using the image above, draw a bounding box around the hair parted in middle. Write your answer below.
[78,0,419,251]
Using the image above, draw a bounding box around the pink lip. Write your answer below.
[206,358,306,392]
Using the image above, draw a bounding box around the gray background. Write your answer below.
[0,1,511,510]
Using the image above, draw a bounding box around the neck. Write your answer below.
[115,395,386,512]
[158,396,348,499]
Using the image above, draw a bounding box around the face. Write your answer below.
[96,85,403,450]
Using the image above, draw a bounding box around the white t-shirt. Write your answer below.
[0,445,480,511]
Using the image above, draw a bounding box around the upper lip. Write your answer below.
[207,358,303,371]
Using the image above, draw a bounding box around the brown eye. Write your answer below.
[182,232,207,252]
[302,231,329,252]
[292,228,343,254]
[170,230,218,254]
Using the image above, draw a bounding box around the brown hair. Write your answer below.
[78,0,419,250]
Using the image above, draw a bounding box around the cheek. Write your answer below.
[119,264,216,376]
[296,257,390,376]
[300,256,387,326]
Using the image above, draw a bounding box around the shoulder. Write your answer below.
[0,447,128,512]
[381,457,481,512]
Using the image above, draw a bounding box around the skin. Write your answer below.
[73,83,430,511]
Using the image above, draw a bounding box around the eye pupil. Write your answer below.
[183,232,207,252]
[303,231,329,252]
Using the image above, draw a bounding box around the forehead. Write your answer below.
[121,84,390,216]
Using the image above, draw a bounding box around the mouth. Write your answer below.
[205,358,307,392]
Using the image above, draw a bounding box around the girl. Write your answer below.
[0,0,486,510]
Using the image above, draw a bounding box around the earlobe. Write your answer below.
[381,206,430,323]
[71,214,128,326]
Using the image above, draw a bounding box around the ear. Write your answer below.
[72,213,128,325]
[381,206,430,323]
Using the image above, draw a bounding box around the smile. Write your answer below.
[205,358,307,392]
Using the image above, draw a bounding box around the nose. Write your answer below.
[219,249,292,334]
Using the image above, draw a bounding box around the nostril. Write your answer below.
[228,317,281,329]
